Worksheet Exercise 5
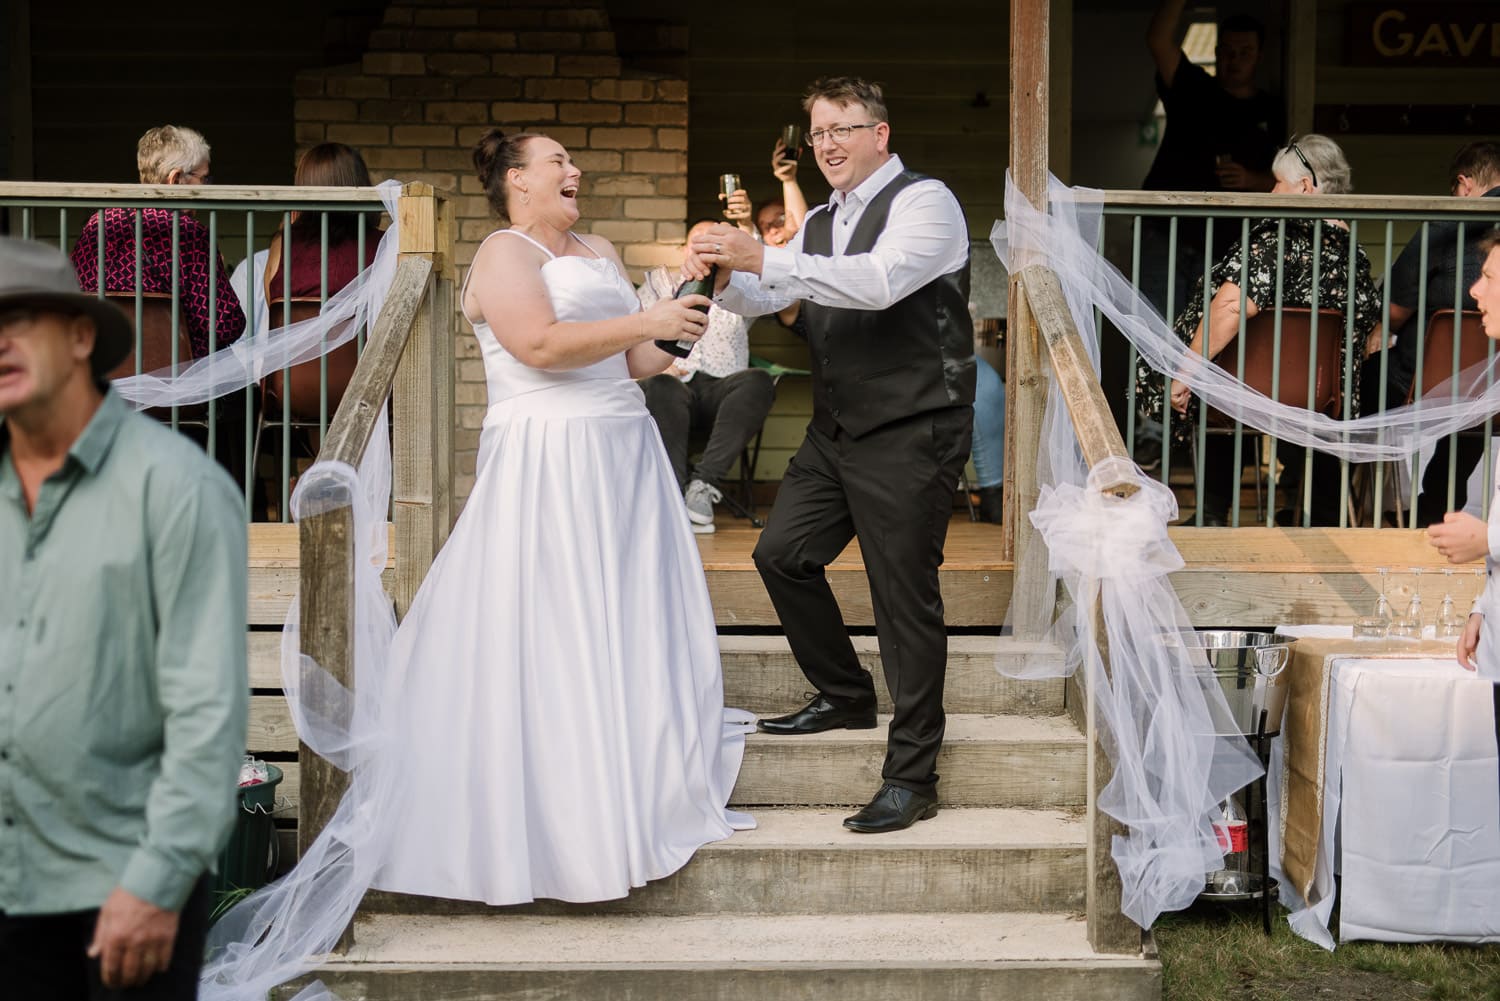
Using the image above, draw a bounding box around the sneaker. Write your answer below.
[685,479,721,533]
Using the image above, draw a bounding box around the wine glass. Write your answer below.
[1438,568,1467,638]
[1354,567,1392,639]
[1389,567,1422,639]
[780,124,804,163]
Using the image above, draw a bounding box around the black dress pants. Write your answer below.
[641,369,777,490]
[753,407,973,799]
[0,878,210,1001]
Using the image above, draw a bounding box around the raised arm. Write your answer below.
[771,140,810,233]
[1147,0,1188,88]
[694,182,969,317]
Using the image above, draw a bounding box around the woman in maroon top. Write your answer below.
[71,125,246,360]
[261,143,380,305]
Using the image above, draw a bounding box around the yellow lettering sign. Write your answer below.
[1373,9,1413,56]
[1414,22,1452,57]
[1452,22,1485,57]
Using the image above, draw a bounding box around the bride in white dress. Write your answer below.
[374,129,755,905]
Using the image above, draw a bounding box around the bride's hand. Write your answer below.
[640,296,710,345]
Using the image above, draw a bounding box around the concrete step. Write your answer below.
[282,912,1159,1001]
[733,713,1085,809]
[364,807,1086,918]
[720,635,1066,715]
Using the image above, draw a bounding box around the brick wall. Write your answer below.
[293,0,689,502]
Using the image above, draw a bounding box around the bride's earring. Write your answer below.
[521,189,531,205]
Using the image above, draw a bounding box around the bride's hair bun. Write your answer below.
[473,127,542,222]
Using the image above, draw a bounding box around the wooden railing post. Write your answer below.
[1007,0,1052,633]
[294,255,432,948]
[392,182,455,618]
[1019,264,1141,954]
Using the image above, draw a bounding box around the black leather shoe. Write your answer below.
[756,694,877,735]
[843,783,938,833]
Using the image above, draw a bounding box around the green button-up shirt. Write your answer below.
[0,389,247,915]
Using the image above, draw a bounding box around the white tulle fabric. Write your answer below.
[200,238,753,1000]
[111,181,402,411]
[992,173,1500,928]
[1028,458,1264,927]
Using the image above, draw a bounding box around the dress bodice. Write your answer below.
[468,232,646,418]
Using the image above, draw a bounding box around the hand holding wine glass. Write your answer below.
[772,135,800,183]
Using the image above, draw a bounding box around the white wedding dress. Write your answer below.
[374,229,754,905]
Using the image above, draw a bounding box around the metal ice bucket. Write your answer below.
[1189,630,1292,737]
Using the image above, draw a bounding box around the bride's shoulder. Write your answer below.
[574,231,617,258]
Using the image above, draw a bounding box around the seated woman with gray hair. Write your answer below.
[1136,133,1383,525]
[70,125,245,363]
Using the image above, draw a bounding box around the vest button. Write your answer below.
[822,357,830,366]
[832,408,841,417]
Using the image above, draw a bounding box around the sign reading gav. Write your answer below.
[1348,3,1500,66]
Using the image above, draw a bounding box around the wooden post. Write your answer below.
[1006,0,1052,612]
[294,255,432,949]
[1019,264,1140,954]
[393,183,455,618]
[1286,0,1317,138]
[6,0,34,182]
[1048,0,1073,185]
[295,496,355,867]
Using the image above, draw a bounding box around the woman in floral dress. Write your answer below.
[1137,134,1383,525]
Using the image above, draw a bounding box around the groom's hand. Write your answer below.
[690,223,764,281]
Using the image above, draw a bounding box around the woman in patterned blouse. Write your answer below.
[1137,134,1383,525]
[70,126,246,362]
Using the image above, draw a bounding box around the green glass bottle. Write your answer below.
[655,264,717,358]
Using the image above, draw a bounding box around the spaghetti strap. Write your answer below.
[496,228,558,259]
[461,229,557,322]
[569,231,602,259]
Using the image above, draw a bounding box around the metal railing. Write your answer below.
[2,183,388,522]
[1097,190,1500,528]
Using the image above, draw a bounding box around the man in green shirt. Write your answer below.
[0,237,247,998]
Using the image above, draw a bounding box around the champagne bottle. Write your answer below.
[655,265,716,359]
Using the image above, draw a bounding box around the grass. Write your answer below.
[1155,904,1500,1001]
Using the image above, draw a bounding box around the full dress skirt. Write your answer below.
[373,251,752,904]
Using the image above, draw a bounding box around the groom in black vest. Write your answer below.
[691,76,975,833]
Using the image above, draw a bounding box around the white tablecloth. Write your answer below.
[1269,639,1500,947]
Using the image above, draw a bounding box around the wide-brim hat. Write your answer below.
[0,235,134,377]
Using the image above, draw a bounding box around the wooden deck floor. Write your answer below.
[247,516,1477,630]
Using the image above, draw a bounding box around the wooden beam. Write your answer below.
[318,255,432,468]
[0,181,387,204]
[1083,588,1139,955]
[5,0,33,182]
[1286,0,1317,139]
[1048,0,1073,184]
[1018,265,1135,496]
[1006,0,1051,590]
[392,183,453,618]
[1098,189,1499,217]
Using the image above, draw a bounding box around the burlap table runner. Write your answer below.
[1278,636,1457,900]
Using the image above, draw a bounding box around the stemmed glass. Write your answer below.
[1354,567,1392,639]
[1438,568,1467,638]
[1389,567,1423,639]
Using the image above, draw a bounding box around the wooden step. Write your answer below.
[721,635,1064,714]
[363,807,1085,917]
[249,633,1068,716]
[735,713,1084,808]
[279,912,1158,1001]
[245,520,1013,628]
[248,712,1085,830]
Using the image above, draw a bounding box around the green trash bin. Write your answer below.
[213,763,283,899]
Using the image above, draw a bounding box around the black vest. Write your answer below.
[800,169,975,438]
